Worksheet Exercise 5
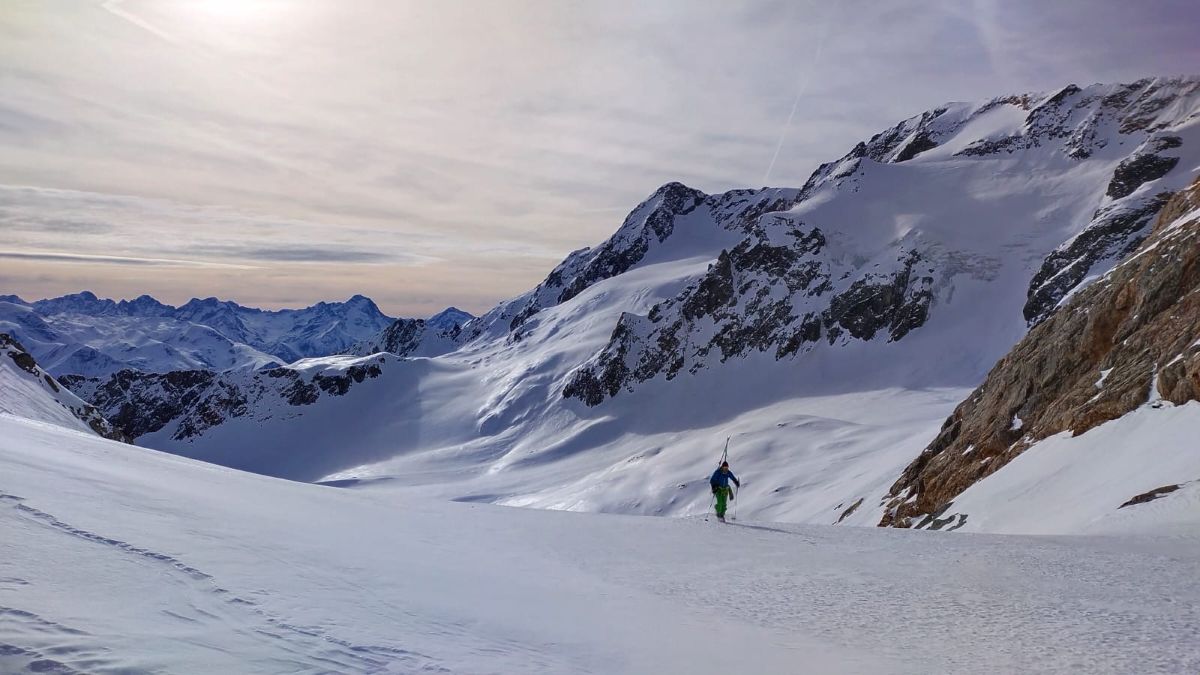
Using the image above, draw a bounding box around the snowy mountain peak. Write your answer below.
[32,290,118,316]
[427,307,474,333]
[114,294,174,317]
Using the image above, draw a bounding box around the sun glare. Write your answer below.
[176,0,283,25]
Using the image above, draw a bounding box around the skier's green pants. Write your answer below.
[714,486,731,518]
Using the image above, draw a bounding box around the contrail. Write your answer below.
[762,0,842,185]
[100,0,180,44]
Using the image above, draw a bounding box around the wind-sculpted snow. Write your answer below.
[0,292,396,377]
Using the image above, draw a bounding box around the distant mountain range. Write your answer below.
[0,292,472,377]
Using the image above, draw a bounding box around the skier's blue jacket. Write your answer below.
[710,468,740,490]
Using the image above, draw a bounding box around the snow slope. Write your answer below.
[2,415,1199,674]
[0,333,123,440]
[0,292,396,377]
[946,402,1200,535]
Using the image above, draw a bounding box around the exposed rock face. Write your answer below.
[1018,77,1198,325]
[354,318,426,356]
[1107,142,1181,200]
[65,356,391,442]
[881,177,1200,528]
[1023,191,1173,324]
[350,316,463,358]
[0,333,127,442]
[563,217,936,406]
[1118,484,1182,509]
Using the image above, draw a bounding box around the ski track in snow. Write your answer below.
[0,490,447,674]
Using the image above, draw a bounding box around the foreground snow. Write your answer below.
[2,416,1198,674]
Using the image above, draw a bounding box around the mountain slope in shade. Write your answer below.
[0,293,396,377]
[881,175,1200,531]
[62,77,1200,534]
[0,333,125,441]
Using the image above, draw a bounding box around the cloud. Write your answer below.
[0,0,1195,315]
[184,244,429,265]
[0,250,254,269]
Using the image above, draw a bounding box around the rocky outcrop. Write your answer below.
[881,177,1200,528]
[1023,191,1173,324]
[350,315,464,358]
[1017,79,1198,325]
[65,356,392,442]
[354,318,427,356]
[504,182,708,333]
[563,217,936,406]
[0,333,127,441]
[1118,484,1183,509]
[1106,138,1181,200]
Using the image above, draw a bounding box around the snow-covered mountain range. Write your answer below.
[0,292,409,377]
[36,76,1200,535]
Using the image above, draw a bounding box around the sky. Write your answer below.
[1,0,1197,317]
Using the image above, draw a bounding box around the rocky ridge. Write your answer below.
[61,355,393,443]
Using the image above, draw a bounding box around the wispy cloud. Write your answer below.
[0,250,255,269]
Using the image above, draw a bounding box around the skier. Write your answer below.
[709,461,741,522]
